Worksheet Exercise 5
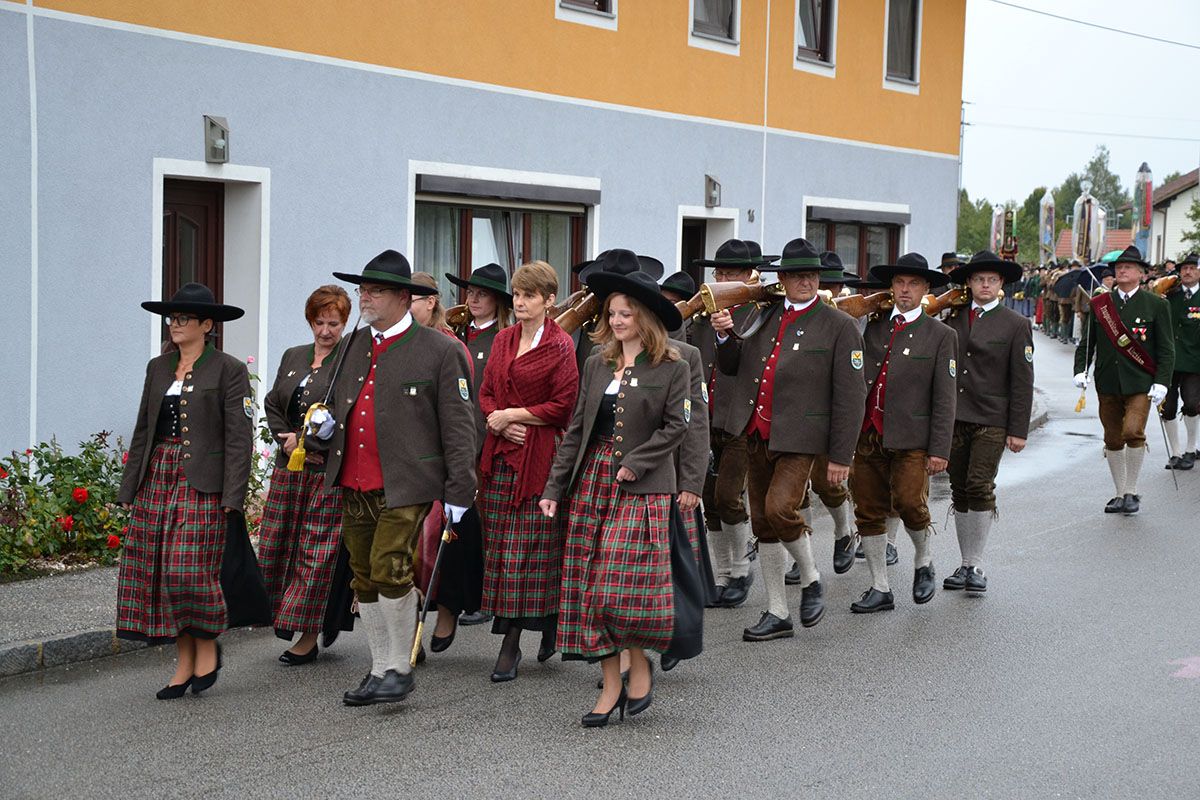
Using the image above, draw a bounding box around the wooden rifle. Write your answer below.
[1151,274,1180,296]
[921,287,971,316]
[448,289,585,335]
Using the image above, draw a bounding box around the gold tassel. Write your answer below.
[1075,390,1087,413]
[286,404,321,472]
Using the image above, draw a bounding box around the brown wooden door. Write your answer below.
[163,179,224,344]
[681,219,707,287]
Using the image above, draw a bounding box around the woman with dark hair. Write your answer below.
[539,249,691,726]
[116,283,252,698]
[258,284,351,665]
[477,261,578,681]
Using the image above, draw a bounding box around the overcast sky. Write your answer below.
[961,0,1200,205]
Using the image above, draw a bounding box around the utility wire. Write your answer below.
[965,100,1200,126]
[984,0,1200,51]
[965,120,1200,143]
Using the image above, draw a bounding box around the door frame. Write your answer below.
[676,204,739,280]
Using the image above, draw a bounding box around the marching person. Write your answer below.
[712,238,867,640]
[941,252,1035,594]
[448,261,513,444]
[660,270,698,343]
[476,261,578,681]
[312,250,477,706]
[1162,253,1200,470]
[540,251,691,726]
[258,285,351,665]
[1073,246,1175,514]
[850,253,958,613]
[116,283,252,698]
[691,239,771,608]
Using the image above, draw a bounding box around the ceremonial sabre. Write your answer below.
[410,519,458,666]
[1157,402,1180,492]
[288,314,362,470]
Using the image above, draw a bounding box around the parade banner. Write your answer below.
[1089,291,1157,376]
[1039,190,1055,265]
[990,206,1005,253]
[1133,162,1153,260]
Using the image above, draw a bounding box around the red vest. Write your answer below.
[745,303,813,440]
[863,315,910,435]
[339,329,407,492]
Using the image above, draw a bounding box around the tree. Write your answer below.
[1159,170,1183,188]
[1181,195,1200,255]
[1082,145,1131,228]
[956,188,992,254]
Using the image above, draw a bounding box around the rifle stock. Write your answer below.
[554,292,600,335]
[698,281,785,314]
[921,287,970,316]
[833,291,893,319]
[1151,275,1180,296]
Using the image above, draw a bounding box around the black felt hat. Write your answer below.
[333,249,437,295]
[950,250,1023,285]
[447,262,513,302]
[660,271,697,298]
[1179,252,1199,267]
[940,251,966,271]
[763,238,822,273]
[870,252,951,289]
[142,282,245,322]
[576,251,665,282]
[818,251,858,283]
[586,251,684,331]
[694,239,775,269]
[1112,245,1151,270]
[745,240,780,265]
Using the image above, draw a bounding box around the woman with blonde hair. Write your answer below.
[539,249,691,726]
[476,261,578,681]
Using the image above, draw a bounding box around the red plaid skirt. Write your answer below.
[478,457,560,620]
[257,466,343,634]
[116,440,227,642]
[558,437,674,659]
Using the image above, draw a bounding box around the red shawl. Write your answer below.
[479,318,579,504]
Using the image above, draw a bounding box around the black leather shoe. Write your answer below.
[943,566,969,590]
[1104,496,1125,513]
[582,688,627,728]
[1179,452,1195,470]
[833,536,855,574]
[279,644,319,665]
[430,621,457,653]
[742,611,794,641]
[191,643,222,694]
[537,630,557,663]
[360,669,415,704]
[343,672,382,706]
[720,575,751,608]
[886,543,899,566]
[660,655,680,672]
[155,677,192,700]
[965,567,987,594]
[784,562,803,586]
[855,543,866,559]
[1122,494,1140,514]
[1166,456,1181,470]
[913,564,936,604]
[851,588,895,613]
[799,580,824,628]
[706,584,726,608]
[627,662,654,717]
[490,650,522,683]
[459,610,493,626]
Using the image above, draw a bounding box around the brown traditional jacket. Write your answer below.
[118,345,253,511]
[717,300,867,466]
[860,311,959,458]
[323,324,478,509]
[944,303,1035,438]
[693,304,759,434]
[460,322,501,450]
[262,341,341,469]
[543,351,691,502]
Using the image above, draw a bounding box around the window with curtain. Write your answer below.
[864,225,889,269]
[797,0,833,63]
[807,221,829,251]
[414,204,460,288]
[835,225,860,269]
[527,213,573,300]
[886,0,919,82]
[693,0,736,40]
[808,214,901,273]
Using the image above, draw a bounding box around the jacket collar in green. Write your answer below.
[170,342,215,370]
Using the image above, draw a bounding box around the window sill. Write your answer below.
[794,55,835,78]
[883,75,920,95]
[556,1,617,30]
[689,28,740,55]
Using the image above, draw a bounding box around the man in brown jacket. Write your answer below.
[942,252,1034,594]
[713,237,867,641]
[313,249,477,706]
[850,253,958,613]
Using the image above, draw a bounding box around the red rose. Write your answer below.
[58,515,75,532]
[0,466,7,479]
[25,449,33,455]
[106,534,121,549]
[122,451,129,464]
[72,487,89,504]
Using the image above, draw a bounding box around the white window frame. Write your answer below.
[882,0,922,95]
[794,0,837,78]
[554,0,618,32]
[688,0,741,56]
[800,195,911,255]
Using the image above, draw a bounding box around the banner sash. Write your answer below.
[1089,291,1157,377]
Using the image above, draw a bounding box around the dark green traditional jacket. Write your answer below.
[1166,284,1200,374]
[1073,287,1175,395]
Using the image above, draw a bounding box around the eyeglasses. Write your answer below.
[713,269,752,281]
[355,286,396,298]
[164,315,200,327]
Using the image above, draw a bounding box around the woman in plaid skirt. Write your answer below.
[477,261,579,682]
[116,283,252,699]
[540,250,692,727]
[258,285,351,665]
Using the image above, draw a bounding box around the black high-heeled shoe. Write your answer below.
[536,630,557,663]
[596,670,629,690]
[279,643,319,665]
[155,677,193,700]
[430,620,458,653]
[191,642,223,694]
[627,661,654,717]
[490,649,521,683]
[582,688,628,728]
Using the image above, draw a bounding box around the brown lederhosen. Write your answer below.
[849,429,930,536]
[744,436,815,544]
[1097,393,1151,450]
[947,421,1007,513]
[702,429,750,530]
[799,453,850,511]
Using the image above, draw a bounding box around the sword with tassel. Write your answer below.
[411,515,458,666]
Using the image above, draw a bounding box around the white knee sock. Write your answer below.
[885,516,899,544]
[906,526,932,569]
[1105,447,1127,496]
[377,591,417,675]
[357,601,390,678]
[954,510,972,567]
[781,535,819,588]
[1185,415,1199,452]
[728,520,752,579]
[1125,444,1146,495]
[962,510,993,569]
[828,501,853,540]
[1164,418,1181,458]
[709,525,732,586]
[757,542,790,619]
[862,535,890,593]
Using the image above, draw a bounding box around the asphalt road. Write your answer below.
[2,337,1198,800]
